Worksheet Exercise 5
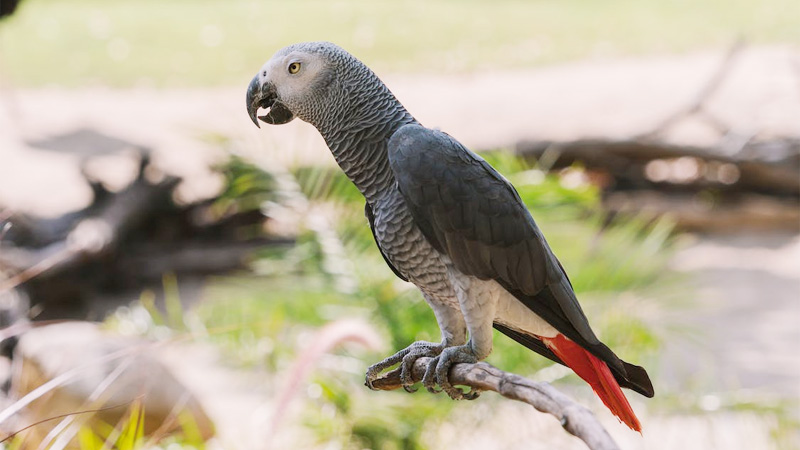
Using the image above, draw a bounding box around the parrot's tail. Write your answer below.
[542,334,642,432]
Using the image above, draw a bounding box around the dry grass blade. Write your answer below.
[0,344,150,426]
[39,355,138,450]
[0,245,76,294]
[0,402,133,444]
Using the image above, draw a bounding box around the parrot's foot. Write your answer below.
[422,345,481,400]
[365,341,444,393]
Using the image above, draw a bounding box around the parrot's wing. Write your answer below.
[387,124,596,343]
[365,201,408,282]
[387,124,654,398]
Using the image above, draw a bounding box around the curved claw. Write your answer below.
[403,385,419,393]
[462,386,482,400]
[432,345,480,400]
[365,347,411,390]
[422,357,442,394]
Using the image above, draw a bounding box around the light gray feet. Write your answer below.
[421,344,481,400]
[365,340,444,392]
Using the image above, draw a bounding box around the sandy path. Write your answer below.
[1,45,798,217]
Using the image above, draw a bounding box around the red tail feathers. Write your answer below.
[542,334,642,432]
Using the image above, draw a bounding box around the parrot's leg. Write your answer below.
[421,323,494,400]
[365,298,465,392]
[423,271,497,400]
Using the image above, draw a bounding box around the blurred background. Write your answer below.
[0,0,798,449]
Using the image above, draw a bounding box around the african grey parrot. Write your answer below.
[246,42,654,431]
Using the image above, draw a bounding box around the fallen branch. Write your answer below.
[605,191,800,232]
[369,357,620,450]
[515,138,800,196]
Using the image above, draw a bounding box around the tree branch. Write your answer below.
[639,39,745,139]
[368,357,620,450]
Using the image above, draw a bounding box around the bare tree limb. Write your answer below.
[640,39,745,139]
[515,138,800,196]
[368,357,620,450]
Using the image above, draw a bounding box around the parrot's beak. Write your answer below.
[246,74,294,127]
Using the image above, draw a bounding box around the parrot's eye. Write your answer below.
[288,62,301,74]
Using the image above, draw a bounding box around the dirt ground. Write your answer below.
[1,45,799,449]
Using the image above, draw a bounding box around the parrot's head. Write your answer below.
[246,42,346,128]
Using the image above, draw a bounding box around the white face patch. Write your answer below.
[261,50,326,109]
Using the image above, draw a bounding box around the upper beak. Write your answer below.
[246,73,295,127]
[246,74,272,128]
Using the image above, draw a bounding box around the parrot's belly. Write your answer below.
[373,190,558,339]
[372,191,458,308]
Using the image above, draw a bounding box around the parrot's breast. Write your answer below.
[372,190,458,308]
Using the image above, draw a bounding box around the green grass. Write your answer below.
[1,0,797,87]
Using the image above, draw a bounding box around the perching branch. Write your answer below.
[368,357,620,450]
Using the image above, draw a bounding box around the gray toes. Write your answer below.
[364,347,411,389]
[399,353,417,386]
[422,357,442,394]
[432,345,480,400]
[365,341,444,393]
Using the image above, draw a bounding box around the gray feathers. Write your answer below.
[252,42,653,399]
[285,43,416,203]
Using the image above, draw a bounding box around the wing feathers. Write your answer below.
[388,123,653,399]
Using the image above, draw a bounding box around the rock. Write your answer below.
[6,321,214,446]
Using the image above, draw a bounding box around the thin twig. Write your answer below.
[0,245,75,294]
[640,39,745,139]
[369,357,620,450]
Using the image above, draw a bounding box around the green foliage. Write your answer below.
[213,155,279,218]
[198,275,353,368]
[251,230,326,277]
[480,151,599,211]
[2,0,798,87]
[293,166,363,205]
[115,401,145,450]
[306,375,450,450]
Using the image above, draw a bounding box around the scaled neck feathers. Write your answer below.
[299,42,417,203]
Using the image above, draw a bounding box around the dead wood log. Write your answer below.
[0,150,290,318]
[605,191,800,232]
[0,171,181,293]
[369,357,621,450]
[515,138,800,196]
[117,238,294,279]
